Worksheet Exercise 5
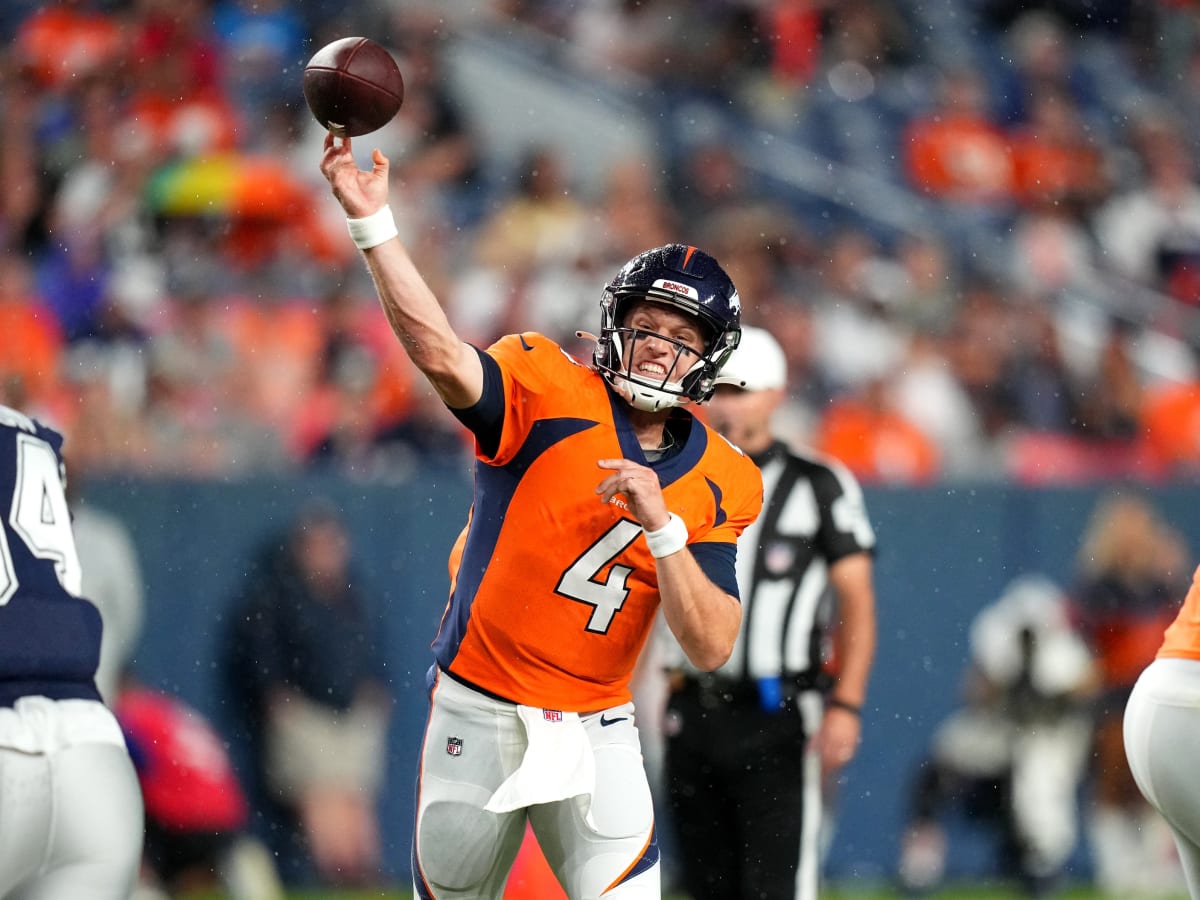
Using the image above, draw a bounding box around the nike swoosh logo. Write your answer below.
[519,334,534,351]
[599,714,628,727]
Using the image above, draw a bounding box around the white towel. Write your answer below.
[485,706,596,823]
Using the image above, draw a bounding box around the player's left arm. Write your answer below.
[651,542,740,672]
[813,551,877,772]
[595,457,753,671]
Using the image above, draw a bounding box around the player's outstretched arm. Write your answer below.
[320,134,483,409]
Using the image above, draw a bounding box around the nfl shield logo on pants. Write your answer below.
[446,736,463,756]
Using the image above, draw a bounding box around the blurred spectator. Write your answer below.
[1007,198,1100,299]
[993,11,1103,129]
[944,279,1022,442]
[451,144,590,346]
[903,66,1016,205]
[896,574,1098,897]
[471,143,589,277]
[564,0,695,84]
[125,2,240,161]
[809,229,912,393]
[386,36,487,229]
[745,290,828,448]
[1072,318,1146,442]
[594,154,679,265]
[1094,112,1200,303]
[293,285,417,459]
[1070,493,1190,896]
[812,376,941,484]
[116,673,285,900]
[1142,372,1200,474]
[211,0,308,125]
[670,139,756,225]
[12,0,123,94]
[1009,86,1109,214]
[222,502,392,889]
[1005,303,1082,435]
[0,65,45,253]
[889,231,960,333]
[760,0,824,88]
[890,332,991,479]
[0,254,63,414]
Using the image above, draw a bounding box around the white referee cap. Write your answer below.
[713,325,787,391]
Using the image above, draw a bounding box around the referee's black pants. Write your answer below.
[664,678,810,900]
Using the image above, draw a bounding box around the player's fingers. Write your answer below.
[597,458,633,472]
[595,475,621,502]
[371,148,389,174]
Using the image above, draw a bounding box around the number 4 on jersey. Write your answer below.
[0,433,82,606]
[555,519,644,633]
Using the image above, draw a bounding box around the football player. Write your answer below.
[1126,564,1200,898]
[0,404,143,898]
[320,134,763,899]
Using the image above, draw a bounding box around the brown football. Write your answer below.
[302,37,404,138]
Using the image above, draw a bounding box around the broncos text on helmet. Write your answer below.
[593,244,742,412]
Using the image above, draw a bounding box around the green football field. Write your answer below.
[183,885,1190,899]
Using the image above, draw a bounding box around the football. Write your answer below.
[302,37,404,138]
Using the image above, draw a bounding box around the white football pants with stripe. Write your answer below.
[413,672,659,899]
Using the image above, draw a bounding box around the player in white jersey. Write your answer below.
[0,404,143,899]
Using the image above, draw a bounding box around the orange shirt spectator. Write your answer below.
[766,0,823,85]
[1141,379,1200,472]
[1010,88,1107,208]
[0,257,63,410]
[15,4,123,91]
[904,68,1015,203]
[813,380,940,483]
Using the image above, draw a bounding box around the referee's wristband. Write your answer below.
[827,697,862,717]
[644,513,688,559]
[346,205,398,250]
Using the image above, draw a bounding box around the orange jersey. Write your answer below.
[1158,565,1200,661]
[432,333,763,711]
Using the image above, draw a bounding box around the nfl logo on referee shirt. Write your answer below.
[447,737,463,756]
[543,710,563,722]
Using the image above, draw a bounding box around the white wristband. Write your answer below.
[644,513,688,559]
[346,205,398,250]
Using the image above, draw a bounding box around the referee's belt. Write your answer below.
[666,669,829,708]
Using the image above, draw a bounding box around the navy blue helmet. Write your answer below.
[594,244,742,411]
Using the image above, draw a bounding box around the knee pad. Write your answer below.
[588,749,653,840]
[417,800,502,891]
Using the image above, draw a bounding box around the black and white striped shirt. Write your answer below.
[667,440,876,684]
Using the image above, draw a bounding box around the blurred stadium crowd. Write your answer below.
[6,0,1200,484]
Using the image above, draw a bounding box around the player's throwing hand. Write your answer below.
[320,133,389,218]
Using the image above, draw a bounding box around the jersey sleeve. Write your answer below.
[698,445,763,548]
[813,458,876,561]
[482,333,587,465]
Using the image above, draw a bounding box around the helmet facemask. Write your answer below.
[595,290,740,412]
[590,244,742,412]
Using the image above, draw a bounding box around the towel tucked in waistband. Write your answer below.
[485,705,595,824]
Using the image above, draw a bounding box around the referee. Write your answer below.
[662,326,878,900]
